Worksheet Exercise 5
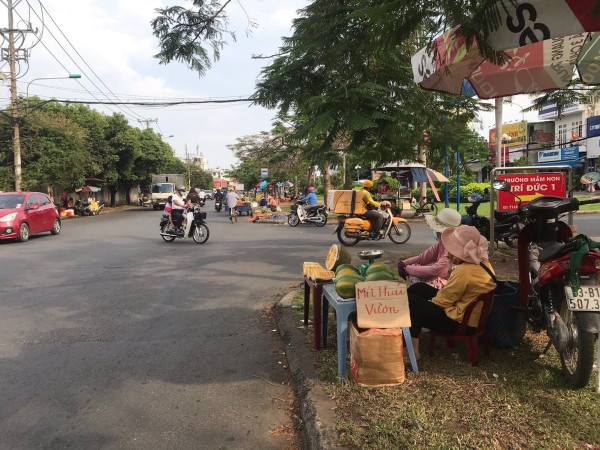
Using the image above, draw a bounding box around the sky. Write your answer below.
[0,0,538,172]
[0,0,309,170]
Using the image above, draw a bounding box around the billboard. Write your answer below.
[489,121,527,150]
[260,167,268,178]
[587,115,600,138]
[497,173,566,211]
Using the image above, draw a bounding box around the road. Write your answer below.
[0,203,431,449]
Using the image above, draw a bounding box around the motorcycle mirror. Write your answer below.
[492,180,511,191]
[580,171,600,184]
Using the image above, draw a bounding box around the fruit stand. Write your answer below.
[236,198,253,216]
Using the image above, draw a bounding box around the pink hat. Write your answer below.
[441,225,489,265]
[308,186,315,191]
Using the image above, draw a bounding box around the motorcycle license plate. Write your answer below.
[565,286,600,311]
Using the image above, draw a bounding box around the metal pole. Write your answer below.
[444,115,449,208]
[7,0,21,191]
[495,98,503,169]
[456,151,460,212]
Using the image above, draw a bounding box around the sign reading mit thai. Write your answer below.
[355,281,411,329]
[497,173,566,211]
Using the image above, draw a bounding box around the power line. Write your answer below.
[22,1,143,121]
[42,97,252,106]
[33,0,147,121]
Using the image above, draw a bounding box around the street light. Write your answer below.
[355,165,361,180]
[26,73,82,98]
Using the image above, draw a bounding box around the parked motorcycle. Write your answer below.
[334,201,411,246]
[493,177,600,388]
[288,201,328,227]
[159,205,209,244]
[461,189,519,247]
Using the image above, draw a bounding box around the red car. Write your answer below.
[0,192,61,242]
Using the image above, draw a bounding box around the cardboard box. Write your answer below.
[328,190,366,214]
[349,316,405,387]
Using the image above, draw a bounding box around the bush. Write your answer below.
[411,182,489,202]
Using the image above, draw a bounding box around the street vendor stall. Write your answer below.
[236,196,253,216]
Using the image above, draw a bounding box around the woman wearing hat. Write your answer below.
[397,208,462,288]
[407,225,496,360]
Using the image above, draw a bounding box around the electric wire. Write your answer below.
[33,0,147,122]
[11,6,121,117]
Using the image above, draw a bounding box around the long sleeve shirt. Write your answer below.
[362,190,380,209]
[431,261,496,327]
[403,241,449,280]
[300,192,317,205]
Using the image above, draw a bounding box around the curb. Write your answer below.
[276,291,346,450]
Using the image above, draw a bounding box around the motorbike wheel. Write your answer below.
[557,298,595,388]
[288,213,300,227]
[389,222,411,244]
[192,223,210,244]
[161,223,176,242]
[314,212,327,227]
[336,226,360,246]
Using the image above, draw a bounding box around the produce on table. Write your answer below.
[365,263,395,276]
[310,269,335,282]
[325,244,351,271]
[365,271,395,282]
[335,264,361,276]
[334,273,365,298]
[303,262,322,277]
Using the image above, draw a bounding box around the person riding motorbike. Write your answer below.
[187,187,200,206]
[397,208,462,288]
[226,188,240,223]
[299,187,317,217]
[171,185,187,233]
[215,190,223,203]
[361,180,384,238]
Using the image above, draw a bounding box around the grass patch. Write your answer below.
[313,320,599,449]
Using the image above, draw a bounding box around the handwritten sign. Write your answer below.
[355,281,411,329]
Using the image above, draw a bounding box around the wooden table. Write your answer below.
[303,276,333,350]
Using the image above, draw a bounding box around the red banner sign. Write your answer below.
[497,173,566,211]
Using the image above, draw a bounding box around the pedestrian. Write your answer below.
[226,189,240,223]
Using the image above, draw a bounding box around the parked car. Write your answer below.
[0,192,61,242]
[204,190,213,200]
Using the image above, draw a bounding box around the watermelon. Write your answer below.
[334,274,365,298]
[365,271,395,282]
[335,264,360,275]
[326,244,352,271]
[365,263,395,276]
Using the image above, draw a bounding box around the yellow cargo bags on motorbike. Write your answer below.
[344,217,369,233]
[328,190,366,215]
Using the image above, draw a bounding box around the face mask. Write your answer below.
[433,230,440,241]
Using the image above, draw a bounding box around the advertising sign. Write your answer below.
[489,121,527,150]
[355,281,411,329]
[260,167,268,178]
[588,137,600,159]
[537,149,561,162]
[561,146,580,160]
[587,115,600,138]
[497,173,566,211]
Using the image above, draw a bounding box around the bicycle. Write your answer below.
[229,205,238,223]
[408,197,438,218]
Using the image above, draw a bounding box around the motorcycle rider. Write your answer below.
[214,189,223,209]
[171,185,187,233]
[226,188,240,223]
[187,187,200,206]
[361,180,384,238]
[299,186,317,218]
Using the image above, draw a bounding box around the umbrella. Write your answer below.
[75,186,102,193]
[281,181,293,187]
[411,0,600,98]
[427,168,449,183]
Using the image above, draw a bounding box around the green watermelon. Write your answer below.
[335,264,360,275]
[365,271,395,282]
[334,274,365,298]
[365,263,395,276]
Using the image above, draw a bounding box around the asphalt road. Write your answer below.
[0,202,432,449]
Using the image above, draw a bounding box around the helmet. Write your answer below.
[363,180,373,188]
[175,185,185,192]
[308,186,315,192]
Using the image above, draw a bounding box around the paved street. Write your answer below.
[0,203,430,449]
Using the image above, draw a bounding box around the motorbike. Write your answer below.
[493,177,600,388]
[288,201,328,227]
[159,205,210,244]
[334,201,411,246]
[461,188,520,247]
[73,199,103,216]
[215,198,222,212]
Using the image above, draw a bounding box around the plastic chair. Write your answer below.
[428,290,496,366]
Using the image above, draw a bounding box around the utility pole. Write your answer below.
[138,118,158,129]
[0,0,36,191]
[185,144,191,188]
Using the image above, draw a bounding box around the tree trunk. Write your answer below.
[110,185,117,207]
[322,165,331,207]
[294,174,298,197]
[307,166,314,188]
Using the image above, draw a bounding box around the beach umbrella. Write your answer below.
[426,168,450,183]
[411,0,600,98]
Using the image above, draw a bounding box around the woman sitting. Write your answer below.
[397,208,462,288]
[407,225,496,360]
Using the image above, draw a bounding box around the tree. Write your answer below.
[190,169,214,190]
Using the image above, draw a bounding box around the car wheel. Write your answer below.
[50,218,61,235]
[18,223,30,242]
